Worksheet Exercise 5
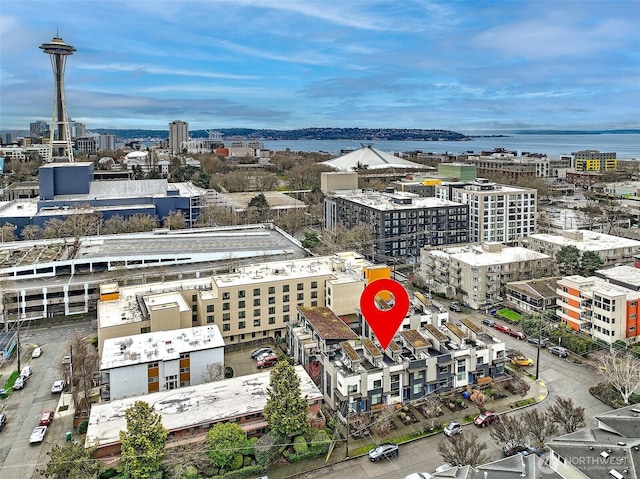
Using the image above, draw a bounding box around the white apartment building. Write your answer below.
[100,325,225,401]
[556,275,639,344]
[421,243,552,310]
[435,178,537,245]
[522,230,640,267]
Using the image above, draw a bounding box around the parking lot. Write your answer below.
[224,341,284,377]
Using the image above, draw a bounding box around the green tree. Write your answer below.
[39,442,101,479]
[247,193,270,222]
[301,231,320,249]
[119,401,168,479]
[263,361,309,437]
[555,245,581,275]
[206,422,247,470]
[579,251,604,276]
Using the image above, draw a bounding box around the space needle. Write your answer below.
[40,33,76,162]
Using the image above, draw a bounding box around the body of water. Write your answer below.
[262,133,640,159]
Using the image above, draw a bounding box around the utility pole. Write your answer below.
[16,329,20,373]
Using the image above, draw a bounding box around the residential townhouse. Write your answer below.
[504,277,560,315]
[287,302,506,418]
[556,275,639,345]
[421,243,552,310]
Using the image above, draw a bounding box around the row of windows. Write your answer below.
[206,282,319,303]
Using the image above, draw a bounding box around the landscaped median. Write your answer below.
[0,370,20,399]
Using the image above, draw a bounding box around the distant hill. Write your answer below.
[90,127,470,141]
[513,129,640,135]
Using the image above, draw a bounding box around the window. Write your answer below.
[373,379,382,389]
[414,370,424,380]
[223,303,230,311]
[238,311,245,319]
[297,293,304,301]
[223,323,230,332]
[191,304,197,312]
[222,292,230,300]
[253,288,261,296]
[148,377,159,383]
[238,321,246,329]
[141,326,151,334]
[311,291,318,299]
[311,301,317,306]
[191,294,197,302]
[254,298,261,307]
[283,305,290,312]
[413,383,422,395]
[297,283,304,291]
[284,315,290,322]
[223,313,230,321]
[283,295,290,303]
[206,315,214,324]
[269,317,276,325]
[254,309,260,317]
[268,286,275,294]
[371,393,382,406]
[148,362,159,369]
[238,300,245,309]
[311,281,318,289]
[180,367,190,373]
[254,319,261,327]
[268,307,276,315]
[238,290,245,298]
[283,285,290,293]
[269,296,276,304]
[347,384,358,394]
[206,304,214,313]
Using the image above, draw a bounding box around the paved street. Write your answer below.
[0,318,95,479]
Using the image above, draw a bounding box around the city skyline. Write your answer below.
[1,0,639,132]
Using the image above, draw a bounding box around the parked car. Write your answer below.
[13,376,25,390]
[444,421,463,437]
[20,365,32,379]
[257,354,278,369]
[494,324,511,334]
[31,347,43,358]
[39,411,54,426]
[255,350,275,361]
[527,338,546,348]
[511,356,534,367]
[549,346,570,358]
[250,347,273,359]
[508,330,527,340]
[434,464,453,473]
[51,380,65,394]
[481,318,495,327]
[0,412,7,432]
[449,303,462,312]
[473,411,500,427]
[503,443,539,457]
[368,443,399,461]
[404,473,432,479]
[29,425,47,444]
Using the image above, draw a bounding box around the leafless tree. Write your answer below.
[42,218,67,239]
[591,349,640,405]
[0,223,17,242]
[420,395,443,430]
[66,333,99,417]
[546,396,585,434]
[437,432,490,467]
[163,210,187,230]
[20,224,43,241]
[371,405,395,437]
[521,409,558,450]
[201,362,225,383]
[489,414,529,452]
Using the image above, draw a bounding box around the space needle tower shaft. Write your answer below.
[39,33,76,162]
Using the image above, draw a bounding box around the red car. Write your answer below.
[494,324,511,334]
[474,411,499,427]
[39,411,54,426]
[257,354,278,369]
[508,330,527,340]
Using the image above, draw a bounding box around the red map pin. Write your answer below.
[360,278,410,350]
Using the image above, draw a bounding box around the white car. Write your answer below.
[444,421,463,437]
[20,365,32,379]
[31,347,43,358]
[29,425,47,444]
[51,380,65,394]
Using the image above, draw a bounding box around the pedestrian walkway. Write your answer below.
[268,374,548,479]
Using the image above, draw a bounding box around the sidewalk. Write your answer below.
[268,374,548,479]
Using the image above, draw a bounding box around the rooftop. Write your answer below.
[300,306,359,341]
[527,230,640,251]
[100,325,224,370]
[332,189,464,211]
[85,365,323,449]
[595,265,640,290]
[430,244,550,266]
[321,145,426,171]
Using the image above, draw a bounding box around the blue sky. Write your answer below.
[1,0,639,132]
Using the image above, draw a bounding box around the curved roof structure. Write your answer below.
[321,145,424,171]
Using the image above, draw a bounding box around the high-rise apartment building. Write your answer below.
[435,178,537,245]
[169,120,189,153]
[30,120,49,138]
[98,134,116,151]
